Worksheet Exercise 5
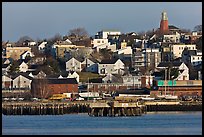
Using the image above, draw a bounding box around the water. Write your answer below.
[2,111,202,135]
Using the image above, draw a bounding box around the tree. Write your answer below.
[193,25,202,32]
[45,56,60,73]
[8,60,19,75]
[47,33,62,44]
[194,36,202,50]
[32,79,50,99]
[68,27,89,41]
[16,36,33,46]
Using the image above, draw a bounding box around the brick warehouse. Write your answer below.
[31,78,78,98]
[150,80,202,97]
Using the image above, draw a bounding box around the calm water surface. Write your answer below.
[2,111,202,135]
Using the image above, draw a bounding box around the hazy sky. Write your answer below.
[2,2,202,42]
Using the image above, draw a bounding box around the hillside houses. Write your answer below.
[2,18,202,99]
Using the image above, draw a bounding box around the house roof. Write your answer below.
[100,58,119,64]
[168,25,179,30]
[28,64,39,69]
[157,61,182,68]
[2,64,10,69]
[12,72,33,80]
[87,57,99,63]
[47,78,78,84]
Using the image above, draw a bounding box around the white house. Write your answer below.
[163,32,180,43]
[170,44,197,59]
[115,46,132,55]
[175,62,189,80]
[27,41,37,46]
[20,51,34,60]
[66,57,82,72]
[81,58,98,73]
[96,30,121,39]
[12,74,33,89]
[91,38,109,48]
[19,61,29,72]
[38,41,47,52]
[98,58,125,75]
[157,62,189,80]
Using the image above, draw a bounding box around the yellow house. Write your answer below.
[120,40,127,49]
[6,47,31,60]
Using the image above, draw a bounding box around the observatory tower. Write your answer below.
[160,11,169,34]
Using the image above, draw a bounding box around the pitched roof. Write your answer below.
[168,25,179,30]
[2,64,10,68]
[157,61,182,68]
[12,72,33,80]
[100,58,119,64]
[47,78,78,84]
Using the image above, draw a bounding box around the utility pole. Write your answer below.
[164,69,167,96]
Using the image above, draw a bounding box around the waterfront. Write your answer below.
[2,111,202,135]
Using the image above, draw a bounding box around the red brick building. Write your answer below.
[31,78,78,98]
[150,80,202,97]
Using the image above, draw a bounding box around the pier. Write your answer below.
[2,101,90,115]
[2,100,202,116]
[88,101,147,117]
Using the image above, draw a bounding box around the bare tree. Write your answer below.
[194,25,202,32]
[68,27,89,41]
[32,79,50,99]
[16,36,33,46]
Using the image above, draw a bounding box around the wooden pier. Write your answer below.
[2,100,201,116]
[2,102,90,115]
[88,101,147,117]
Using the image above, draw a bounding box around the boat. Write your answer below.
[164,95,178,100]
[157,69,178,100]
[141,97,155,101]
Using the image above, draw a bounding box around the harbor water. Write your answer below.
[2,111,202,135]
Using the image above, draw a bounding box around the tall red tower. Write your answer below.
[160,11,169,34]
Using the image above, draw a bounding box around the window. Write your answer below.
[24,81,26,83]
[97,40,100,43]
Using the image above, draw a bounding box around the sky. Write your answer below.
[2,2,202,42]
